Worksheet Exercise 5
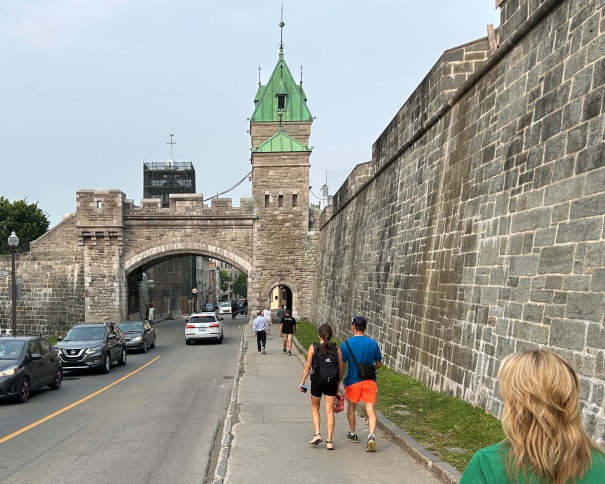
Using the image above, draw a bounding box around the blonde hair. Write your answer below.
[499,350,602,484]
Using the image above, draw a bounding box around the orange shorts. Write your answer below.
[345,380,378,404]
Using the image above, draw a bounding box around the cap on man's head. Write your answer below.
[352,316,367,328]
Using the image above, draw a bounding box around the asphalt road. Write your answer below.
[0,315,246,484]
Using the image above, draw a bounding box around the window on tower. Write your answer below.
[277,95,286,110]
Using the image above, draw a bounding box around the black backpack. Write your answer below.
[313,343,340,385]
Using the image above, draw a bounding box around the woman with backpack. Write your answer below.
[299,323,343,450]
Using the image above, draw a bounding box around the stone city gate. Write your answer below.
[0,37,318,333]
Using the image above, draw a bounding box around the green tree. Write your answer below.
[232,273,247,298]
[0,197,49,254]
[219,269,231,294]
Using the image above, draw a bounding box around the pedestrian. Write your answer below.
[276,304,287,321]
[340,316,382,452]
[279,310,296,355]
[299,323,343,450]
[252,310,269,354]
[263,307,272,333]
[460,350,605,483]
[148,304,155,324]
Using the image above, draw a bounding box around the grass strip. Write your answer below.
[296,319,504,472]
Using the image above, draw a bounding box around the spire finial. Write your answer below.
[258,66,262,87]
[300,64,303,85]
[167,133,176,159]
[279,4,285,53]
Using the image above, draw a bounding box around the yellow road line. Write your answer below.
[0,356,161,444]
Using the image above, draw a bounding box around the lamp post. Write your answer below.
[7,231,19,337]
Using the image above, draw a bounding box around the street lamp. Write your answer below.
[7,231,19,337]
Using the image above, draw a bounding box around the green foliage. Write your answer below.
[219,269,231,292]
[232,273,247,298]
[0,197,50,253]
[295,320,505,472]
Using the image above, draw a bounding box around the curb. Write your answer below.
[292,335,462,484]
[212,325,246,484]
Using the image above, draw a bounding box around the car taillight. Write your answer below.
[186,324,195,329]
[209,323,219,327]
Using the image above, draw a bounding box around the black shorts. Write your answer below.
[310,378,339,398]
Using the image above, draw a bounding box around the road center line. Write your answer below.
[0,356,161,444]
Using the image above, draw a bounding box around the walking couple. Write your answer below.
[299,316,382,452]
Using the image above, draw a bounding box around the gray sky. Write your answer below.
[1,1,500,227]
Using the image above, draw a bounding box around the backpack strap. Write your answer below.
[345,340,359,367]
[312,343,319,374]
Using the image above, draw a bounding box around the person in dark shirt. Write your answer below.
[276,305,287,321]
[279,310,296,355]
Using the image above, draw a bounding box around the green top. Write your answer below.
[460,442,605,483]
[251,49,312,122]
[252,130,311,153]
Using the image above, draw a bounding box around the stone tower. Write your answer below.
[249,24,314,317]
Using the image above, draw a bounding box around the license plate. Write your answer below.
[199,327,206,331]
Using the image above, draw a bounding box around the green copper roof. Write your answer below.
[251,50,313,122]
[252,130,311,153]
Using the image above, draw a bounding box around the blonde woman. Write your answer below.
[461,350,605,483]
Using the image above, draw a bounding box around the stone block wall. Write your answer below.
[311,0,605,441]
[0,250,84,336]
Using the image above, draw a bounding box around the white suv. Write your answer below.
[185,312,224,344]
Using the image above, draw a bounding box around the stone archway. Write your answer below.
[260,278,300,318]
[122,243,253,321]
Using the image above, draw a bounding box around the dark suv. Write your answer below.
[55,322,127,373]
[234,299,248,315]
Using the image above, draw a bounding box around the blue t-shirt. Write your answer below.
[340,335,382,386]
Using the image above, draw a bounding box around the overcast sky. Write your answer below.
[1,1,500,227]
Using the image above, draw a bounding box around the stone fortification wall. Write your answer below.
[0,213,85,335]
[30,213,80,252]
[0,250,84,336]
[312,0,605,440]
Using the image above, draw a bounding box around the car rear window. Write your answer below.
[190,316,217,323]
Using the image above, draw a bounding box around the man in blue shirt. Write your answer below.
[252,310,269,354]
[340,316,383,452]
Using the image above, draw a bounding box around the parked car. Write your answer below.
[118,320,156,353]
[202,303,215,312]
[218,302,232,315]
[0,335,62,403]
[185,312,224,344]
[55,322,127,373]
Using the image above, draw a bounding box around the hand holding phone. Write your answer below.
[300,384,308,393]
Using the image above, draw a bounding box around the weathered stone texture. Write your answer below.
[0,250,84,335]
[312,0,605,442]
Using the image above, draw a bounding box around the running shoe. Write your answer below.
[366,433,376,452]
[346,432,359,443]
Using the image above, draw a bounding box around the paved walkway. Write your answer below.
[213,325,461,483]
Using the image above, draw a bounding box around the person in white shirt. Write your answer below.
[263,307,272,334]
[148,304,155,324]
[253,310,269,354]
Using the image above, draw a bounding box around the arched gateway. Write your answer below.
[2,31,318,332]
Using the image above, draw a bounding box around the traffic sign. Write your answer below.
[191,288,198,294]
[0,270,9,277]
[16,278,24,284]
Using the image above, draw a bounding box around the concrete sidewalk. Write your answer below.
[213,325,461,483]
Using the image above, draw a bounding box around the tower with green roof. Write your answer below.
[249,19,315,317]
